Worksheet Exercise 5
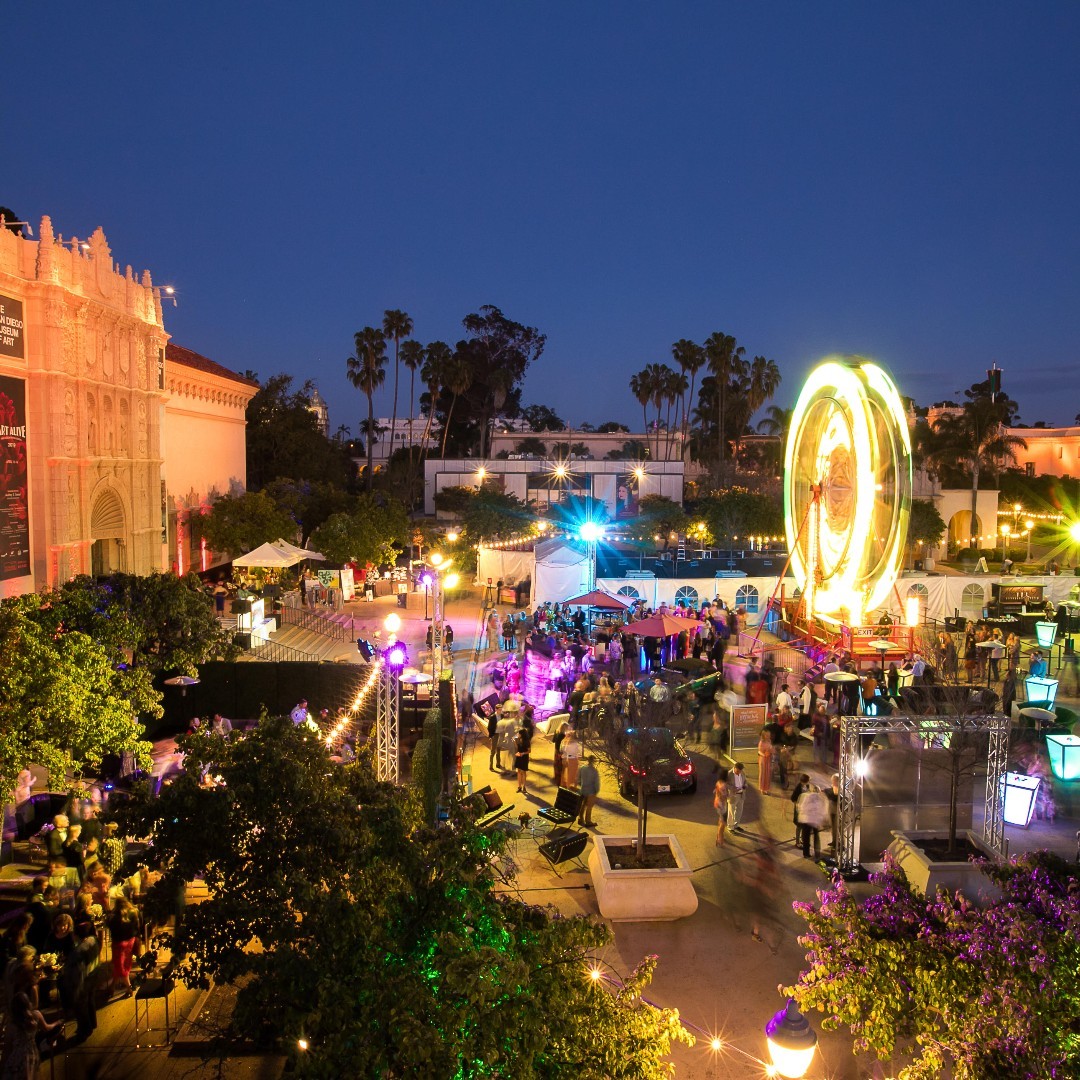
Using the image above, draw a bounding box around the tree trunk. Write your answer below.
[441,395,457,458]
[969,463,980,549]
[389,343,399,468]
[366,391,375,493]
[718,376,726,475]
[642,405,650,460]
[948,750,960,858]
[407,369,416,469]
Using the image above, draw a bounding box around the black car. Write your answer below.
[616,726,697,799]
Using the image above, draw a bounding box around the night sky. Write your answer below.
[6,3,1079,432]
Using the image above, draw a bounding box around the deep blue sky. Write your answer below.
[6,3,1079,432]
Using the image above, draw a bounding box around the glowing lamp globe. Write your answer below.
[765,999,817,1078]
[1046,734,1080,781]
[383,612,401,633]
[386,645,407,669]
[579,521,603,542]
[444,572,460,589]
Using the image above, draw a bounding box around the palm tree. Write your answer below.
[927,398,1027,549]
[382,309,414,469]
[347,327,387,492]
[756,404,792,437]
[661,367,688,461]
[399,339,425,462]
[418,341,451,461]
[748,356,781,418]
[671,338,705,451]
[334,423,351,444]
[629,369,653,458]
[440,354,474,458]
[704,332,746,475]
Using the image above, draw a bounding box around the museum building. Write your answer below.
[0,214,256,598]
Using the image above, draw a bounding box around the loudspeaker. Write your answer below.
[356,638,375,661]
[539,830,589,867]
[944,616,965,632]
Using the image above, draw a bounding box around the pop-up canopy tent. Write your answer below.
[533,539,590,604]
[233,541,303,568]
[274,538,326,562]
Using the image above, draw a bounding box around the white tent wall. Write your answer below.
[597,575,789,627]
[884,573,1078,625]
[533,540,590,604]
[476,547,533,588]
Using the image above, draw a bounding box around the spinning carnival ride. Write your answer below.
[783,357,912,627]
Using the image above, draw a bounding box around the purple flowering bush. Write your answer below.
[786,850,1080,1079]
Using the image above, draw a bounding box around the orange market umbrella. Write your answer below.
[560,589,633,610]
[621,613,696,638]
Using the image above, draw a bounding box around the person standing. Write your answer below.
[757,729,774,795]
[62,920,100,1043]
[790,772,812,845]
[577,756,600,827]
[795,782,830,860]
[775,682,793,716]
[727,761,747,832]
[811,705,830,766]
[512,729,531,795]
[486,610,500,654]
[107,897,142,996]
[552,722,569,788]
[713,768,730,846]
[486,710,501,771]
[563,730,582,788]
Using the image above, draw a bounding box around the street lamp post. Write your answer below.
[376,613,405,784]
[1025,519,1034,561]
[579,520,603,592]
[1001,524,1011,563]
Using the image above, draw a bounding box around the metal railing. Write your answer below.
[281,604,355,642]
[248,638,320,663]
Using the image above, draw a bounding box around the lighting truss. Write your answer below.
[836,711,1010,875]
[376,664,400,784]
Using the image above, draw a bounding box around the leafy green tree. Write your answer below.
[0,600,156,801]
[196,489,297,558]
[925,397,1026,547]
[128,719,691,1077]
[347,327,388,492]
[439,352,475,458]
[514,437,548,456]
[907,498,946,567]
[697,487,783,543]
[245,375,354,491]
[417,340,452,461]
[260,480,354,545]
[788,850,1080,1079]
[703,332,746,474]
[596,421,629,434]
[604,439,650,462]
[635,495,689,537]
[309,494,409,567]
[521,403,565,432]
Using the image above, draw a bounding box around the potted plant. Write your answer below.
[584,705,698,921]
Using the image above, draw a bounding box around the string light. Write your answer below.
[325,658,383,749]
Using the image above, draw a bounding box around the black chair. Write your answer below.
[538,828,589,875]
[537,787,582,829]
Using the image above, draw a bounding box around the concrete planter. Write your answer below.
[588,833,699,922]
[887,830,1003,907]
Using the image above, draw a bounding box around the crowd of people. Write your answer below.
[1,791,160,1074]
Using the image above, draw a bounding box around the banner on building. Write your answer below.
[0,375,30,581]
[0,295,25,359]
[615,471,639,519]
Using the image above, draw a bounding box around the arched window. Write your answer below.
[960,584,985,620]
[675,586,699,607]
[735,584,760,614]
[617,586,641,601]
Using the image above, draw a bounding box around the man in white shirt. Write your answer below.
[726,762,748,832]
[290,699,310,725]
[775,683,794,715]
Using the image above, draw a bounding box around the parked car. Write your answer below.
[616,726,696,799]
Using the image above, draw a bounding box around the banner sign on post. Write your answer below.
[0,374,30,582]
[730,703,768,753]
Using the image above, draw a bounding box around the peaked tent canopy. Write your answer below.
[621,613,697,638]
[275,538,327,562]
[233,541,302,568]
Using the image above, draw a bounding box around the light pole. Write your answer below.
[1000,524,1011,564]
[765,998,818,1078]
[1025,519,1034,561]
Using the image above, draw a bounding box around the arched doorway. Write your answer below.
[948,510,981,550]
[90,488,126,576]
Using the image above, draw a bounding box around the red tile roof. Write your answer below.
[165,343,260,388]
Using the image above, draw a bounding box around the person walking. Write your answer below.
[727,761,747,832]
[790,772,812,845]
[713,768,730,846]
[577,756,600,827]
[486,610,500,655]
[757,729,774,795]
[61,920,100,1044]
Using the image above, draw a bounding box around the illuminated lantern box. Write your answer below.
[1046,734,1080,782]
[1000,772,1041,828]
[1035,621,1058,649]
[1024,676,1059,708]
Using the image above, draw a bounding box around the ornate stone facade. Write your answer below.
[0,215,256,595]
